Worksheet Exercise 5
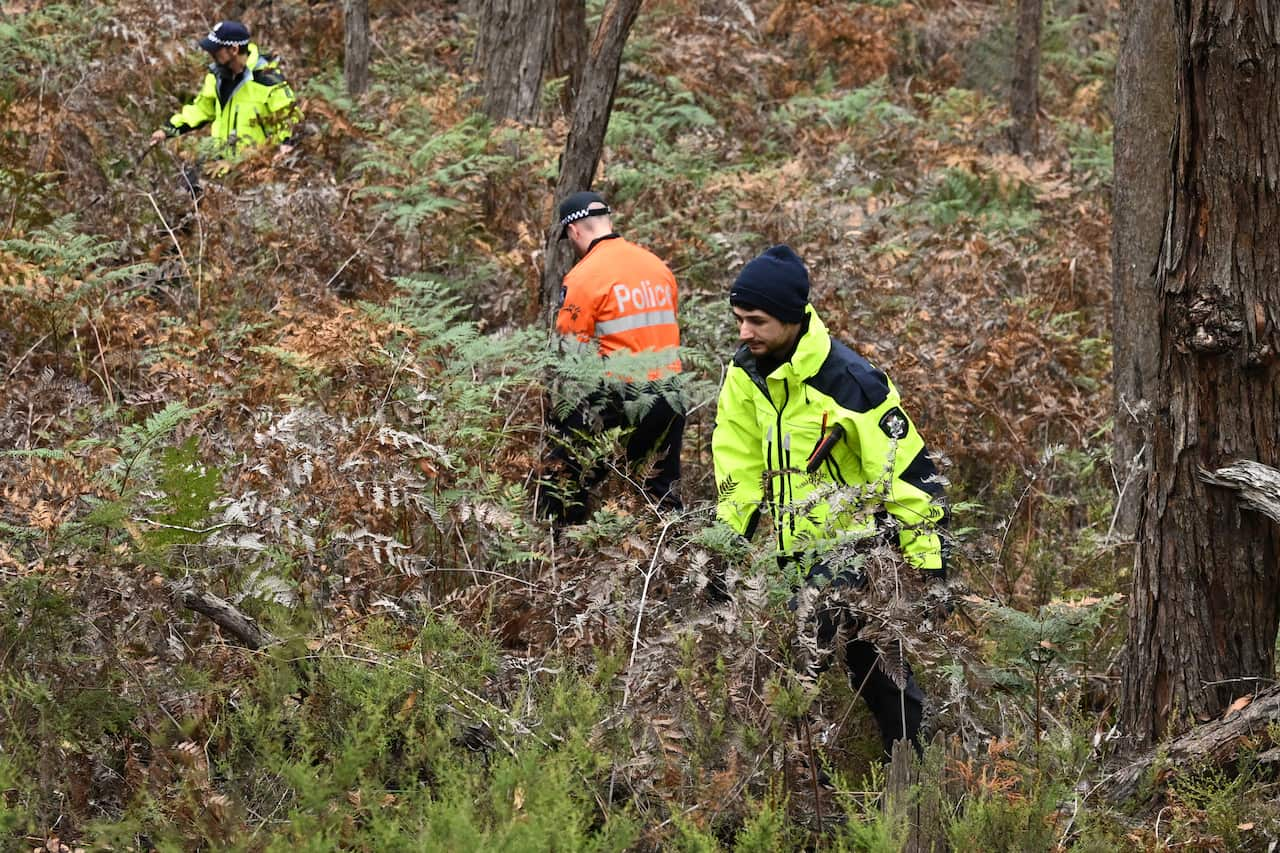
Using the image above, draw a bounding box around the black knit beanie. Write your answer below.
[729,245,810,324]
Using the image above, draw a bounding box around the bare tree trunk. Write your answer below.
[540,0,645,322]
[344,0,371,98]
[1008,0,1042,154]
[476,0,554,124]
[1120,0,1280,747]
[549,0,589,121]
[1111,0,1175,541]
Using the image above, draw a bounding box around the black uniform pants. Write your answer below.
[806,567,926,760]
[541,381,684,523]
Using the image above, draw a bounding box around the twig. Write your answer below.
[143,191,198,309]
[134,518,249,535]
[324,214,387,290]
[4,333,51,381]
[802,715,824,832]
[620,514,678,707]
[88,320,115,405]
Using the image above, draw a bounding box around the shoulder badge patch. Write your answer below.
[878,407,909,440]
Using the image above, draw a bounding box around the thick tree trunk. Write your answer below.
[476,0,554,124]
[549,0,589,121]
[1120,0,1280,747]
[1111,0,1175,540]
[1008,0,1042,154]
[344,0,371,98]
[540,0,645,323]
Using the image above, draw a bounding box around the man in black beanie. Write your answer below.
[712,244,950,761]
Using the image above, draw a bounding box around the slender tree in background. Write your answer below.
[476,0,555,123]
[1110,1,1174,540]
[1009,0,1042,153]
[1120,0,1280,746]
[344,0,371,98]
[540,0,645,321]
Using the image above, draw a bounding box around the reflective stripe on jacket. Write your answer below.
[167,43,298,146]
[712,305,946,573]
[556,235,681,375]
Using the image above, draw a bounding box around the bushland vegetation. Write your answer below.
[3,0,1268,850]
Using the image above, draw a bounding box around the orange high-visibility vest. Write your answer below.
[556,236,682,374]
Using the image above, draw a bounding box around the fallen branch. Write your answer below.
[1103,683,1280,801]
[168,579,277,650]
[1199,460,1280,524]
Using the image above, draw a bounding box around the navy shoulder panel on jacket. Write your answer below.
[253,67,286,86]
[805,339,890,412]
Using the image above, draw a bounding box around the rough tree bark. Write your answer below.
[1008,0,1042,153]
[540,0,645,323]
[344,0,371,98]
[475,0,555,124]
[1108,681,1280,802]
[1111,0,1175,541]
[168,580,277,650]
[1120,1,1280,746]
[549,0,589,121]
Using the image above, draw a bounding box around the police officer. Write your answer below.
[711,245,949,758]
[150,21,299,152]
[540,191,685,523]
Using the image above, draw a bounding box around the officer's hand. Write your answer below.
[150,129,167,145]
[274,143,295,162]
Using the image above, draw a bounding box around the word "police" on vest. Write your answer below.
[613,280,673,313]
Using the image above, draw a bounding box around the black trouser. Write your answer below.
[803,564,925,760]
[541,381,685,523]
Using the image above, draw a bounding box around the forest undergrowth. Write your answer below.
[2,0,1270,850]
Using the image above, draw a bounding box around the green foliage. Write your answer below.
[1166,758,1264,849]
[0,5,105,98]
[144,436,223,548]
[0,577,79,669]
[945,781,1061,852]
[0,0,1144,845]
[959,3,1115,109]
[78,618,640,850]
[607,76,716,147]
[909,166,1040,236]
[0,5,110,230]
[0,753,30,839]
[830,762,906,851]
[606,75,722,198]
[970,593,1121,739]
[356,112,536,236]
[1057,119,1113,187]
[730,790,794,852]
[782,76,918,135]
[0,216,151,351]
[916,87,1008,146]
[105,402,203,496]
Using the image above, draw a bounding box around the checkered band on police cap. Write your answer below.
[557,191,611,239]
[199,21,251,52]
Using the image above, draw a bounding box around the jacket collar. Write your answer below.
[209,42,262,78]
[584,232,621,255]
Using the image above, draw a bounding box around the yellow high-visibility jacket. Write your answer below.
[165,43,298,146]
[712,305,947,576]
